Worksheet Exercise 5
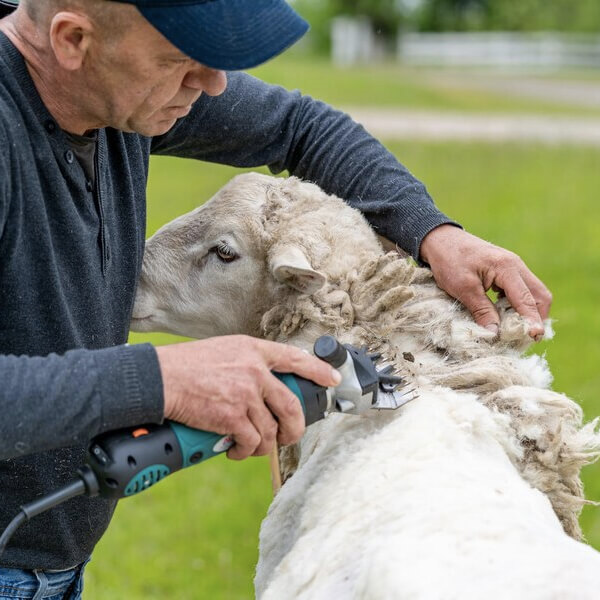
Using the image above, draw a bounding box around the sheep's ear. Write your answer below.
[270,245,326,294]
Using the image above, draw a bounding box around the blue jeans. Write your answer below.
[0,561,87,600]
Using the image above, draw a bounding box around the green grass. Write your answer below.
[249,56,600,116]
[84,455,272,599]
[84,141,600,599]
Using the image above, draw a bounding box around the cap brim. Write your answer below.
[138,0,309,71]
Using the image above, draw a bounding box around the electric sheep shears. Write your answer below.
[0,335,414,557]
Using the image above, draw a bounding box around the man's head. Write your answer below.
[109,0,309,71]
[19,0,127,43]
[1,0,308,136]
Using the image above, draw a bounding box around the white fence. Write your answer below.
[331,17,386,66]
[330,18,600,69]
[397,32,600,69]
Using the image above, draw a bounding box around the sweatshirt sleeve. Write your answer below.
[0,343,164,461]
[150,71,460,260]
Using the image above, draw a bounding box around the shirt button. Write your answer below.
[45,120,56,133]
[86,180,93,192]
[65,150,74,164]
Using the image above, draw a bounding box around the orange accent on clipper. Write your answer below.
[132,428,150,438]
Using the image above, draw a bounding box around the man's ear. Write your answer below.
[270,244,326,294]
[49,11,93,71]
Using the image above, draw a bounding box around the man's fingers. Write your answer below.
[262,374,305,446]
[247,403,280,457]
[495,270,544,338]
[226,420,261,461]
[521,270,553,321]
[227,375,305,458]
[460,283,500,334]
[257,339,341,388]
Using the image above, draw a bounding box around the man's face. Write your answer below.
[85,10,227,136]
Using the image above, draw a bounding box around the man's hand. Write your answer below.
[155,336,341,460]
[419,225,552,340]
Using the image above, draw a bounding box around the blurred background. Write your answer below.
[85,1,600,597]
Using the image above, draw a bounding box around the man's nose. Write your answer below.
[183,66,227,96]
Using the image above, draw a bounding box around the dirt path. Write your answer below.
[344,108,600,146]
[424,72,600,110]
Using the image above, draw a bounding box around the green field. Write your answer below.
[251,56,600,116]
[84,59,600,599]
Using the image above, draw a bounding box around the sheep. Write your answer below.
[131,172,600,599]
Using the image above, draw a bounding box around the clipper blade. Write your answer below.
[373,388,418,410]
[372,361,418,410]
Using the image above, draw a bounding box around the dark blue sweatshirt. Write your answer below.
[0,31,455,570]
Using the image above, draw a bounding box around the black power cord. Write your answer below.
[0,466,99,560]
[0,512,27,558]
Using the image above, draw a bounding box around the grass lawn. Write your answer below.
[84,140,600,599]
[250,56,600,117]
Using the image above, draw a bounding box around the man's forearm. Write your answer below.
[0,344,164,460]
[150,71,459,260]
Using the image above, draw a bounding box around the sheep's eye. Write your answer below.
[212,242,238,263]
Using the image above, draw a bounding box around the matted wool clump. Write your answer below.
[253,175,599,540]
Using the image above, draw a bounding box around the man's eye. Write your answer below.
[212,243,238,263]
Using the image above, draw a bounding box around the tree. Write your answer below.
[416,0,488,31]
[291,0,600,56]
[414,0,600,32]
[486,0,600,33]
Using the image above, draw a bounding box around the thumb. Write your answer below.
[461,289,500,335]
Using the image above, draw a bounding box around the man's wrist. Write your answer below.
[419,223,462,266]
[155,344,182,422]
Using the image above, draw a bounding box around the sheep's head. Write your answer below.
[131,172,381,339]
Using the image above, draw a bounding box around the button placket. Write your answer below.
[94,139,109,276]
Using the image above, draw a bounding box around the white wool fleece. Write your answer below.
[257,389,600,599]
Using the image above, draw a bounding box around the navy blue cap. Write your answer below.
[110,0,309,71]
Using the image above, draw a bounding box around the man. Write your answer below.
[0,0,551,597]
